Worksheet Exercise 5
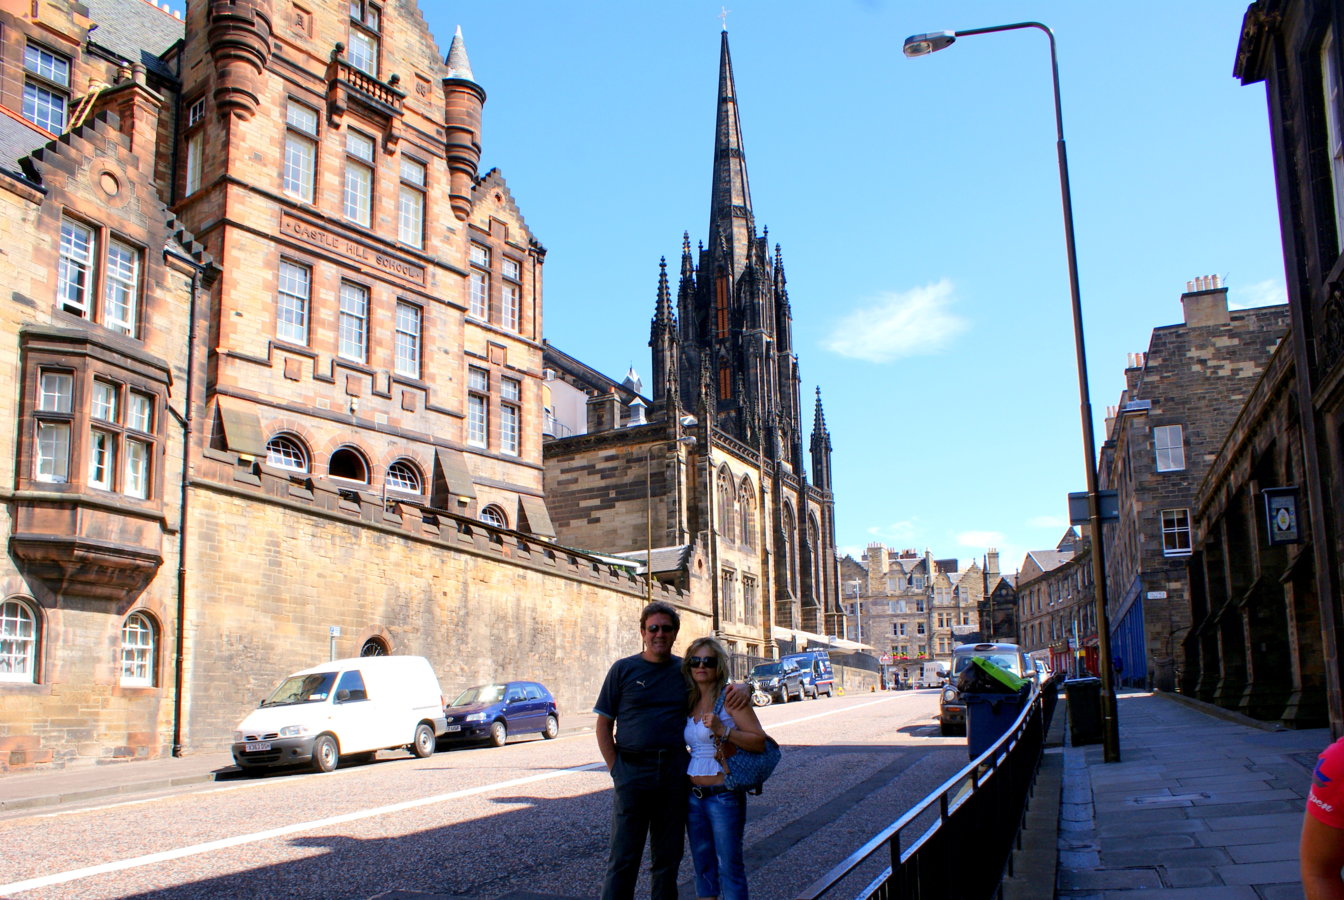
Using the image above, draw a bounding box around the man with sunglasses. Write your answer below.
[595,601,748,899]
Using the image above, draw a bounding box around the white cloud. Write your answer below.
[1229,278,1286,310]
[863,521,918,545]
[1027,514,1069,529]
[956,530,1004,548]
[822,279,968,363]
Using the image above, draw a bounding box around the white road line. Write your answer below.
[0,761,607,896]
[2,696,905,894]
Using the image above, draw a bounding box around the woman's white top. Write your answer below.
[685,708,736,777]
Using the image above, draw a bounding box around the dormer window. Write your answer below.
[348,1,381,77]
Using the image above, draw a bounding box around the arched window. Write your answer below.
[328,446,369,482]
[807,514,821,601]
[716,468,735,540]
[266,433,309,472]
[360,637,388,657]
[782,504,797,593]
[120,612,156,687]
[480,505,507,528]
[738,478,755,549]
[0,599,39,683]
[385,459,422,495]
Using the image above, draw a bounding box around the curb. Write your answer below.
[1151,688,1288,732]
[0,770,225,813]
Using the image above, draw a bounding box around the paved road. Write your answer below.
[0,691,963,899]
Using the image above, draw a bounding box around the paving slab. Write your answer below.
[1055,690,1323,898]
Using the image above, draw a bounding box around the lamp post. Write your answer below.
[903,21,1119,762]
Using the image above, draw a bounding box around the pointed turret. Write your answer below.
[650,256,678,408]
[442,26,485,220]
[708,31,755,280]
[811,386,834,488]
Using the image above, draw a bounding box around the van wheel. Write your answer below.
[312,735,339,773]
[412,723,435,758]
[542,715,559,740]
[490,720,507,747]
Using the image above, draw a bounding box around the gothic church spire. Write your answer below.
[708,30,754,279]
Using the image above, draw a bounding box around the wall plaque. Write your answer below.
[281,213,426,286]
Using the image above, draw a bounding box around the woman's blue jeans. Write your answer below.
[687,788,748,900]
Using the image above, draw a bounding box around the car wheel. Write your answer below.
[412,723,435,758]
[542,715,559,740]
[490,720,507,747]
[778,687,788,704]
[312,735,339,773]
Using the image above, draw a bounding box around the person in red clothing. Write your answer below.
[1302,735,1344,899]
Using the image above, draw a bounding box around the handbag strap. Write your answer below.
[712,685,726,717]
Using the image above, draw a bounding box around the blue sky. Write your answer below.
[424,2,1285,576]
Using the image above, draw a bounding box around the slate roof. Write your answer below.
[86,0,184,83]
[611,545,691,576]
[0,113,50,175]
[1025,549,1074,573]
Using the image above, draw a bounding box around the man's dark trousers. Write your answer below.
[601,748,689,900]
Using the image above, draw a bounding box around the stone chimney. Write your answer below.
[586,389,619,433]
[1181,275,1231,327]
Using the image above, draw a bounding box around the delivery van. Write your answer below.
[231,655,448,773]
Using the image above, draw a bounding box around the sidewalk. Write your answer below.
[0,711,601,815]
[1056,688,1328,899]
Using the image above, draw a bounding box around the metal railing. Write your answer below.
[796,678,1059,900]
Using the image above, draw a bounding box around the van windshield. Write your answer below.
[452,684,506,706]
[261,672,337,707]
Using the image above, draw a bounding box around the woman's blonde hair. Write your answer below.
[682,635,730,710]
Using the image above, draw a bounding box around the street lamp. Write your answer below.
[902,21,1119,762]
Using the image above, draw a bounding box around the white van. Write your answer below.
[231,655,448,773]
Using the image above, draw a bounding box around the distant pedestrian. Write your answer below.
[683,635,769,900]
[1301,735,1344,900]
[594,601,748,900]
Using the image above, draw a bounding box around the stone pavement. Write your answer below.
[1057,688,1328,899]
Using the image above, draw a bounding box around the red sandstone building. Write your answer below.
[0,0,685,769]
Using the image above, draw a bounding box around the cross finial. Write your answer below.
[719,6,730,31]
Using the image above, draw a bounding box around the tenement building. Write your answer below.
[1016,530,1097,678]
[840,544,983,681]
[542,30,842,667]
[0,0,706,769]
[1097,279,1288,692]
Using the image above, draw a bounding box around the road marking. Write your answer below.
[0,761,608,895]
[2,697,908,893]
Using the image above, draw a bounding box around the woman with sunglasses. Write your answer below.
[682,636,769,900]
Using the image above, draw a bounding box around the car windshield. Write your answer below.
[452,684,506,706]
[261,672,336,707]
[953,652,1025,677]
[751,663,782,678]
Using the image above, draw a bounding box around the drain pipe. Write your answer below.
[171,261,207,757]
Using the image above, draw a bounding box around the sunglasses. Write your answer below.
[687,655,719,668]
[644,623,678,634]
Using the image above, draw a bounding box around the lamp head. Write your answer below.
[903,31,956,57]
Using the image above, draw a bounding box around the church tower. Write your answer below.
[650,30,805,471]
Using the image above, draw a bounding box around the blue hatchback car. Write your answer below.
[442,681,559,747]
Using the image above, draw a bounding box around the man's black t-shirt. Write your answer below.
[593,653,687,751]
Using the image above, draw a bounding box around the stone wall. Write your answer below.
[180,459,712,750]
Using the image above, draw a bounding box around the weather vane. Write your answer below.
[719,6,730,31]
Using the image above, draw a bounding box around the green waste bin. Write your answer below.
[1064,677,1102,746]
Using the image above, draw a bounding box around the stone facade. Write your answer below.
[0,0,695,769]
[1237,0,1344,733]
[1097,280,1288,692]
[1016,531,1098,678]
[840,544,984,680]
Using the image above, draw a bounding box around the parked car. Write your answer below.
[1032,658,1053,684]
[442,681,559,747]
[232,655,448,773]
[938,643,1032,737]
[749,659,805,703]
[781,650,835,698]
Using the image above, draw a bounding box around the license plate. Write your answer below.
[445,725,461,732]
[244,741,272,752]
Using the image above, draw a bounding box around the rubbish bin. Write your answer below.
[1064,677,1103,746]
[964,690,1030,759]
